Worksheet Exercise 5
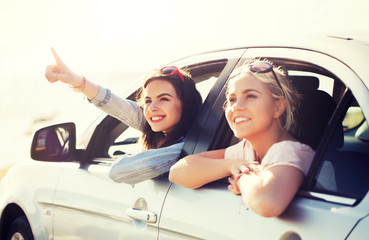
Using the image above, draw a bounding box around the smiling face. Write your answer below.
[143,79,183,133]
[225,72,282,140]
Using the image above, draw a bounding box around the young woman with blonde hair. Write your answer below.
[169,59,314,217]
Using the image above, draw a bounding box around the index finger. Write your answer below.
[50,47,65,66]
[239,164,249,173]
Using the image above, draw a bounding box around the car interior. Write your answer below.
[313,91,369,201]
[279,60,368,202]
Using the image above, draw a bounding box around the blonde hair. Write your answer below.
[226,58,300,133]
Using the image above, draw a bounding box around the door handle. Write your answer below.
[126,208,157,223]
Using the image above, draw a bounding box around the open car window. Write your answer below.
[107,60,228,158]
[209,57,347,189]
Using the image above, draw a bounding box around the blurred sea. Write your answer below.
[0,71,143,169]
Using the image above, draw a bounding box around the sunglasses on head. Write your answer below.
[249,61,283,91]
[159,66,184,82]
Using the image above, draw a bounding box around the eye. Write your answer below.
[246,94,257,99]
[145,99,152,104]
[160,97,170,102]
[227,96,236,105]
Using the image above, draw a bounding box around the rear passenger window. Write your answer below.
[314,94,369,201]
[343,106,365,131]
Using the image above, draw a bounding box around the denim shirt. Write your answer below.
[90,87,146,132]
[109,142,184,184]
[90,86,184,184]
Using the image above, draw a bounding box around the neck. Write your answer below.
[246,126,292,160]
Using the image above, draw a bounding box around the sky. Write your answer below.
[0,0,369,167]
[1,0,368,76]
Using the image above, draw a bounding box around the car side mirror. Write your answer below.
[31,122,76,161]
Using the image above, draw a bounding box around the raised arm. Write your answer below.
[45,47,99,100]
[169,149,234,189]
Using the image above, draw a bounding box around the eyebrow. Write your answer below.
[242,89,261,94]
[145,93,174,99]
[227,89,261,96]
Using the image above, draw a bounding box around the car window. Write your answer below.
[288,70,335,96]
[108,61,228,158]
[108,127,142,157]
[342,106,365,131]
[313,93,369,202]
[196,76,218,100]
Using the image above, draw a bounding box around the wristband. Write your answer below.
[70,76,87,92]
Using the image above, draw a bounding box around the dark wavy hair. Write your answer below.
[137,67,202,150]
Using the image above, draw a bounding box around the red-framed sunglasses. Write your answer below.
[159,66,184,82]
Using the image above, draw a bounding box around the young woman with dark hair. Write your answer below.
[45,48,202,184]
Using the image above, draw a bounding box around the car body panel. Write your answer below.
[161,182,365,239]
[346,209,369,240]
[0,162,63,239]
[52,163,168,239]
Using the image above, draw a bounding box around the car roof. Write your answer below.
[197,35,369,88]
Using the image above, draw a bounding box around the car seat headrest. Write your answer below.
[289,76,336,150]
[290,76,319,93]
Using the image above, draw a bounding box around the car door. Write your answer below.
[52,117,170,240]
[159,46,369,239]
[52,49,246,240]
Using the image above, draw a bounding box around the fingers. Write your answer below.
[46,48,75,84]
[247,162,261,173]
[228,184,240,195]
[230,160,244,176]
[239,164,249,173]
[228,176,235,185]
[230,166,240,177]
[45,65,58,83]
[51,47,65,67]
[238,161,260,173]
[228,175,241,195]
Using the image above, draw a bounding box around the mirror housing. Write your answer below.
[31,122,76,162]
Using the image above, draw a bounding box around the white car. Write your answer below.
[1,36,369,240]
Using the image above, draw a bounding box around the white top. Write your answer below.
[225,139,315,176]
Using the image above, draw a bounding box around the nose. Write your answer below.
[148,101,158,112]
[231,98,246,112]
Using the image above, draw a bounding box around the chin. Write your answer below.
[233,130,245,139]
[235,134,244,139]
